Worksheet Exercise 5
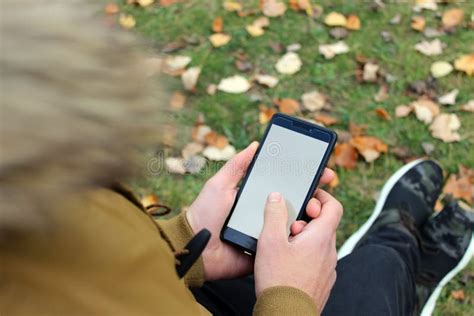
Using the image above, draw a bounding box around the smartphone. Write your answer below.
[221,113,337,254]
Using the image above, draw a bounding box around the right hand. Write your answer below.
[254,190,343,311]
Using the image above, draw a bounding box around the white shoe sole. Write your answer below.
[337,158,426,259]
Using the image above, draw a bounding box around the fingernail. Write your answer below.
[268,192,281,203]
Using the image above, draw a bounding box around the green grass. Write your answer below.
[123,1,473,314]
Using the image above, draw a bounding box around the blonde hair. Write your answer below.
[0,0,166,233]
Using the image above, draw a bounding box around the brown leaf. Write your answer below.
[259,105,277,124]
[334,143,358,169]
[450,289,465,301]
[375,107,391,121]
[160,0,180,6]
[345,15,361,30]
[275,98,300,114]
[454,53,474,76]
[223,1,242,12]
[161,40,187,53]
[461,100,474,112]
[411,16,426,32]
[209,33,231,47]
[182,142,204,159]
[315,114,338,126]
[212,16,223,33]
[390,146,412,160]
[169,91,186,110]
[328,172,340,190]
[395,105,412,118]
[443,169,473,204]
[141,194,160,208]
[429,113,461,143]
[348,122,367,137]
[204,131,229,149]
[262,0,287,17]
[374,84,389,102]
[350,136,388,163]
[105,3,119,14]
[192,124,212,143]
[412,98,440,124]
[442,8,464,28]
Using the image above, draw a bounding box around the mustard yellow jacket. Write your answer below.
[1,188,317,315]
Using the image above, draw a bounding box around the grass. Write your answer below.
[121,1,473,314]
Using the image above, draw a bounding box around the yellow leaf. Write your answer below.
[259,105,277,124]
[442,8,464,28]
[262,0,287,17]
[411,16,425,32]
[430,61,453,78]
[209,33,231,47]
[119,14,136,29]
[138,0,154,6]
[345,15,361,30]
[246,24,264,37]
[324,12,347,27]
[223,1,242,12]
[454,53,474,76]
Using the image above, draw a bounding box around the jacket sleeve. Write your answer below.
[253,286,319,315]
[155,212,205,287]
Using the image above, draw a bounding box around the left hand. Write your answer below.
[186,142,336,281]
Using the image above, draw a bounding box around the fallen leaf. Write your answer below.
[412,98,440,124]
[256,74,279,88]
[259,105,277,124]
[345,15,361,30]
[438,89,459,105]
[138,0,154,6]
[217,75,251,93]
[287,43,301,52]
[395,105,413,118]
[454,53,474,76]
[169,91,186,110]
[348,122,367,137]
[413,0,437,11]
[328,172,340,190]
[414,39,444,56]
[254,16,270,28]
[203,145,236,161]
[165,157,186,174]
[212,16,223,33]
[450,289,465,301]
[375,107,391,121]
[411,16,426,32]
[182,142,204,159]
[205,131,229,149]
[209,33,231,47]
[442,8,464,28]
[302,90,327,112]
[424,27,445,38]
[443,167,474,204]
[184,155,207,174]
[119,14,136,29]
[181,67,201,91]
[246,24,265,37]
[275,52,302,75]
[324,12,347,26]
[141,194,160,208]
[262,0,287,17]
[430,61,453,78]
[192,124,212,143]
[374,84,389,102]
[334,143,358,169]
[164,55,192,72]
[390,14,401,25]
[206,84,217,95]
[329,27,349,39]
[275,98,300,114]
[390,146,412,160]
[350,136,388,163]
[160,0,180,6]
[319,41,349,59]
[223,1,242,12]
[461,100,474,112]
[363,62,379,82]
[161,40,187,53]
[105,3,119,14]
[422,142,435,155]
[429,113,461,142]
[408,77,438,98]
[314,114,338,126]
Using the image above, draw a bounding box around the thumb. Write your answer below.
[260,192,289,242]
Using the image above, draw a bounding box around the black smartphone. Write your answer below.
[220,113,337,254]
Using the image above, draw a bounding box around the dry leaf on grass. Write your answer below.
[442,8,464,28]
[363,62,379,82]
[209,33,231,47]
[262,0,287,17]
[395,105,413,118]
[443,167,474,204]
[374,85,389,102]
[430,61,453,78]
[164,55,192,73]
[212,16,223,33]
[192,125,212,143]
[105,3,119,14]
[345,15,361,30]
[181,67,201,91]
[137,0,154,6]
[302,90,328,112]
[324,12,347,26]
[223,1,242,12]
[438,89,458,105]
[429,113,461,142]
[348,122,367,137]
[182,142,204,159]
[350,136,388,163]
[169,91,186,109]
[217,75,251,93]
[334,143,358,169]
[246,24,265,37]
[275,52,302,75]
[411,16,426,32]
[314,114,338,126]
[160,0,180,6]
[275,98,300,114]
[319,41,349,59]
[412,98,440,124]
[451,289,465,301]
[454,53,474,76]
[413,0,437,12]
[375,108,391,121]
[414,39,444,56]
[461,100,474,112]
[205,131,229,149]
[256,74,279,88]
[207,84,217,95]
[328,172,340,190]
[203,145,236,161]
[259,105,277,124]
[119,14,136,29]
[184,155,207,174]
[165,157,186,174]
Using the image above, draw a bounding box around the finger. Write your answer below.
[318,168,335,185]
[305,189,343,234]
[290,220,307,235]
[306,198,321,219]
[211,141,258,188]
[260,192,289,243]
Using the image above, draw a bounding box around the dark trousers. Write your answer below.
[191,226,420,315]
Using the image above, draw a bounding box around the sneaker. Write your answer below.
[417,201,474,316]
[338,159,443,258]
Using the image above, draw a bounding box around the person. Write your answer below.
[1,1,472,315]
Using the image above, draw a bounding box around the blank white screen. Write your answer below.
[228,124,329,239]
